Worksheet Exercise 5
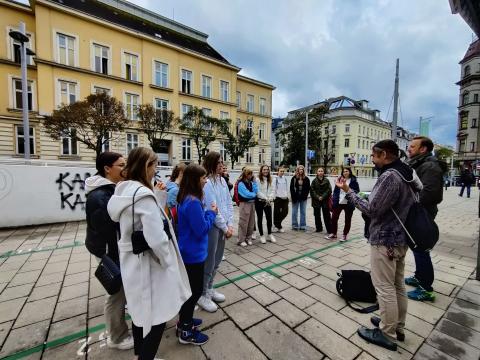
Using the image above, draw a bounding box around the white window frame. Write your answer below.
[345,124,350,133]
[122,50,141,81]
[259,97,266,115]
[470,141,475,152]
[15,125,35,155]
[102,132,111,152]
[56,79,79,107]
[153,60,169,88]
[202,108,212,117]
[258,123,265,140]
[331,125,336,134]
[126,133,139,154]
[245,148,253,163]
[236,91,241,109]
[7,26,35,65]
[124,92,140,120]
[60,127,79,156]
[180,68,193,94]
[92,85,112,95]
[182,138,191,160]
[344,138,350,148]
[247,94,254,113]
[247,119,254,134]
[220,142,227,162]
[54,30,78,66]
[91,41,112,75]
[181,103,193,119]
[154,98,169,110]
[259,148,266,164]
[220,80,229,102]
[236,118,242,136]
[201,74,212,98]
[220,111,229,120]
[10,76,35,111]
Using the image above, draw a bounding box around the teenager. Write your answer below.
[273,167,289,233]
[237,167,258,246]
[290,165,310,231]
[310,167,332,233]
[255,165,276,243]
[166,163,186,209]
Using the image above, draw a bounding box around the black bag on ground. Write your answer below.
[336,270,379,313]
[95,255,122,295]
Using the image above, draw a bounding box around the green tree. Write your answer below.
[435,147,454,162]
[44,93,129,158]
[219,120,257,169]
[137,104,174,152]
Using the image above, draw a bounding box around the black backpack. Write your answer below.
[336,270,379,313]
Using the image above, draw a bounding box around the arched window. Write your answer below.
[462,92,470,105]
[464,65,471,77]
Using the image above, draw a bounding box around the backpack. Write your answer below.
[336,270,379,313]
[165,205,178,236]
[232,180,240,206]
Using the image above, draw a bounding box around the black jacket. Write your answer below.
[290,176,310,203]
[408,153,446,218]
[460,169,475,185]
[85,184,120,265]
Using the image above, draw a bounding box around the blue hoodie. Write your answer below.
[166,181,179,208]
[177,196,216,263]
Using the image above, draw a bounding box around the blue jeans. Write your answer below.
[413,250,434,292]
[459,184,471,197]
[292,200,307,229]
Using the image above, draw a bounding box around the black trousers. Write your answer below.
[132,322,166,360]
[255,199,272,236]
[179,262,205,327]
[273,198,289,229]
[313,202,331,233]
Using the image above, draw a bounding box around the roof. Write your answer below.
[44,0,232,65]
[289,96,372,115]
[450,0,480,37]
[237,74,276,90]
[460,39,480,64]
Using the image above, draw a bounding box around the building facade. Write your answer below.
[0,0,274,168]
[271,117,284,169]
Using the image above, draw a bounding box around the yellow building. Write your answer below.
[0,0,274,168]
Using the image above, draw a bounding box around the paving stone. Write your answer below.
[54,296,88,322]
[310,274,338,293]
[42,339,85,360]
[280,272,312,290]
[414,343,457,360]
[88,295,105,319]
[288,265,318,280]
[260,276,290,292]
[48,314,87,343]
[305,301,359,338]
[296,318,361,360]
[451,298,480,318]
[194,306,228,329]
[59,282,89,302]
[27,283,61,302]
[234,276,260,290]
[457,289,480,306]
[223,298,271,330]
[246,316,322,360]
[398,328,425,354]
[404,313,435,339]
[41,261,68,275]
[462,280,480,295]
[426,330,480,360]
[66,261,90,275]
[0,283,33,302]
[436,318,480,349]
[0,320,49,358]
[218,261,239,275]
[267,299,309,327]
[241,252,267,265]
[303,284,346,311]
[8,270,41,286]
[407,299,445,324]
[226,254,250,267]
[89,278,105,299]
[0,321,13,348]
[203,320,267,360]
[0,297,27,323]
[312,263,340,281]
[355,352,377,360]
[14,296,57,328]
[216,283,248,307]
[246,284,281,306]
[36,272,64,287]
[155,327,206,360]
[18,259,48,273]
[445,308,480,332]
[237,263,261,274]
[278,286,316,309]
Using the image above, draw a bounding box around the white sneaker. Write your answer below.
[278,228,285,233]
[251,233,256,240]
[208,288,225,303]
[268,234,277,243]
[238,241,247,247]
[222,255,226,261]
[260,236,266,244]
[107,335,134,350]
[198,295,218,312]
[247,240,253,246]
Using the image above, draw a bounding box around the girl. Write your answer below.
[326,167,360,242]
[107,147,190,360]
[166,163,186,209]
[255,165,276,243]
[273,167,289,233]
[237,167,258,246]
[177,163,217,344]
[310,167,332,233]
[290,165,310,231]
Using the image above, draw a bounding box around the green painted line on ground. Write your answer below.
[0,235,362,360]
[0,241,85,259]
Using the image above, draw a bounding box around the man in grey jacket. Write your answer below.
[336,140,422,351]
[404,136,446,302]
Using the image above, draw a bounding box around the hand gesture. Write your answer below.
[211,203,218,214]
[155,181,166,191]
[335,178,349,192]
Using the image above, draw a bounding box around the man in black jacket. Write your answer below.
[405,136,446,302]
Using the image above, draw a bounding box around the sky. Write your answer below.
[125,0,473,146]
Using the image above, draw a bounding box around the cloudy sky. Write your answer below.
[132,0,471,146]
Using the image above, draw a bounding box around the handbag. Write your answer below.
[95,254,122,295]
[336,270,379,313]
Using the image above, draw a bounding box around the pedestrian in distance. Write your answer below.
[222,165,234,192]
[199,152,234,313]
[290,165,310,231]
[326,167,360,242]
[336,139,423,351]
[255,165,276,244]
[405,136,447,302]
[85,152,134,351]
[459,167,475,198]
[176,163,217,345]
[107,147,191,360]
[310,167,332,233]
[237,167,258,246]
[273,166,289,233]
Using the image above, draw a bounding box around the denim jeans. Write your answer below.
[292,200,307,229]
[413,250,434,292]
[459,184,471,198]
[203,227,225,295]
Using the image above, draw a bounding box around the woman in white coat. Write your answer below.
[108,147,191,360]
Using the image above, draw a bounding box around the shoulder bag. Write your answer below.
[336,270,379,313]
[95,252,122,295]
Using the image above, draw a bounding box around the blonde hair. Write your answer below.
[295,165,306,179]
[240,167,253,182]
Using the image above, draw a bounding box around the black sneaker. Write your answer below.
[370,316,405,342]
[357,326,397,351]
[179,328,209,346]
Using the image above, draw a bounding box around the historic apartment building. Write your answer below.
[0,0,274,168]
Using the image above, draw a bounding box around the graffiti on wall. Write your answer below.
[55,172,91,210]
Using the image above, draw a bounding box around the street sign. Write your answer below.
[350,159,355,165]
[307,150,315,159]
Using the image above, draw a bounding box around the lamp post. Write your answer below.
[305,110,309,174]
[9,22,34,160]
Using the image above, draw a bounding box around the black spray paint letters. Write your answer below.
[55,172,91,210]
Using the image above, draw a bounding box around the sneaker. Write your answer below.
[315,229,323,233]
[197,295,218,312]
[179,328,209,346]
[222,255,226,261]
[251,233,256,240]
[238,241,247,247]
[247,240,253,245]
[340,234,347,242]
[324,234,337,240]
[106,335,134,350]
[208,288,225,303]
[407,287,435,302]
[175,318,203,337]
[292,226,298,231]
[278,228,285,233]
[404,276,420,287]
[260,236,266,244]
[268,234,277,243]
[370,316,405,342]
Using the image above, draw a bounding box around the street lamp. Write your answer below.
[9,23,35,160]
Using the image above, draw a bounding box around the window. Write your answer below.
[259,148,266,164]
[16,126,35,155]
[344,138,350,147]
[357,139,361,148]
[154,61,168,87]
[181,104,192,119]
[94,86,110,95]
[331,125,336,134]
[236,119,241,136]
[182,138,191,160]
[464,65,471,77]
[363,126,366,135]
[181,69,192,94]
[220,81,229,102]
[57,33,75,66]
[61,128,78,155]
[258,123,265,140]
[275,152,279,157]
[245,148,253,163]
[324,127,328,135]
[125,93,139,120]
[475,94,479,103]
[247,95,254,112]
[362,140,365,149]
[126,133,138,153]
[358,124,361,132]
[93,44,109,75]
[459,139,466,152]
[236,91,241,109]
[472,118,477,128]
[124,53,139,81]
[462,92,470,106]
[331,139,336,149]
[102,133,110,152]
[13,79,33,110]
[155,98,169,110]
[202,108,212,117]
[259,98,266,115]
[59,80,77,105]
[345,124,350,133]
[460,113,468,130]
[10,31,33,65]
[220,142,227,162]
[247,119,254,134]
[470,142,475,152]
[220,111,229,120]
[201,75,212,98]
[323,140,328,150]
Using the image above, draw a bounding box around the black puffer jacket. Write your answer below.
[85,177,120,265]
[290,176,310,203]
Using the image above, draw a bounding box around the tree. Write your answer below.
[137,104,174,152]
[219,121,257,169]
[435,147,454,162]
[177,107,223,164]
[44,93,129,158]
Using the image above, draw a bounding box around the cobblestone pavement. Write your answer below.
[0,188,478,360]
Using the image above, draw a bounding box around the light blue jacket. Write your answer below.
[203,176,234,233]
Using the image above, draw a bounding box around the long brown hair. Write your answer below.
[177,164,207,203]
[170,162,186,182]
[295,165,306,179]
[239,167,253,182]
[258,165,272,185]
[123,147,157,190]
[202,151,221,178]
